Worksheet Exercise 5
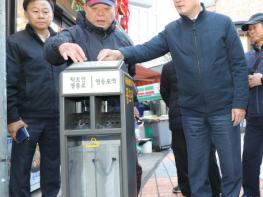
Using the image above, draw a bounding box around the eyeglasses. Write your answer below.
[29,10,52,17]
[247,22,263,33]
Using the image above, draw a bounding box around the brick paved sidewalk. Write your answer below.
[139,151,263,197]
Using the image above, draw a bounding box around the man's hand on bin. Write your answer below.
[59,43,87,63]
[97,49,124,61]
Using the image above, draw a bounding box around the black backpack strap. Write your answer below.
[252,58,262,72]
[250,56,262,74]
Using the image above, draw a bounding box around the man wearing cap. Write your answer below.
[44,0,134,75]
[44,0,142,195]
[241,13,263,197]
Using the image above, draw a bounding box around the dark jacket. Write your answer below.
[246,46,263,118]
[160,61,182,130]
[119,4,249,117]
[6,24,66,124]
[44,11,135,77]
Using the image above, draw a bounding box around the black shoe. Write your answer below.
[172,185,181,193]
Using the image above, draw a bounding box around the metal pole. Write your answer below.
[0,0,9,196]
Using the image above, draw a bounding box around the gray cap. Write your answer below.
[86,0,115,7]
[241,13,263,31]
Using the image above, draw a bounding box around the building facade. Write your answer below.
[206,0,263,52]
[128,0,262,62]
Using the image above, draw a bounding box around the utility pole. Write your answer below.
[0,0,9,196]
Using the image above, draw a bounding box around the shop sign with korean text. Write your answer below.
[137,83,161,102]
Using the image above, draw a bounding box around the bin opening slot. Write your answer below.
[95,96,121,129]
[64,97,90,130]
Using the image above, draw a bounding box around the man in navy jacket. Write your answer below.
[241,13,263,197]
[6,0,65,196]
[97,0,249,196]
[44,0,135,76]
[160,61,221,197]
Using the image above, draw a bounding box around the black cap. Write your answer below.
[241,13,263,31]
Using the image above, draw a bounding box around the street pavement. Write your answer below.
[139,151,263,197]
[32,133,263,197]
[139,133,263,197]
[31,150,168,197]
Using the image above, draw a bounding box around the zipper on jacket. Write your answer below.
[192,27,201,77]
[256,87,259,113]
[193,24,207,113]
[256,52,261,113]
[50,65,57,112]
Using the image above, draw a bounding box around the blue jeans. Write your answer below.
[9,118,60,197]
[182,114,242,197]
[242,117,263,197]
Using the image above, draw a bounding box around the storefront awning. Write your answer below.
[134,65,160,86]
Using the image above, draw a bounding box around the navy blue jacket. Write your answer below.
[120,5,248,116]
[160,61,182,130]
[246,46,263,118]
[44,11,135,77]
[6,24,66,124]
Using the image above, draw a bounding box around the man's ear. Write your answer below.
[24,10,28,20]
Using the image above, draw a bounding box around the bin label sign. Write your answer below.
[83,137,100,148]
[125,76,134,104]
[62,71,121,94]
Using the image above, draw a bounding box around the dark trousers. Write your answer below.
[9,118,60,197]
[182,114,241,197]
[242,117,263,197]
[136,158,142,195]
[171,127,221,197]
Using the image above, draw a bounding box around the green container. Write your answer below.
[144,126,153,138]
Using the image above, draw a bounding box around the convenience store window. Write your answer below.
[16,0,27,31]
[15,0,74,32]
